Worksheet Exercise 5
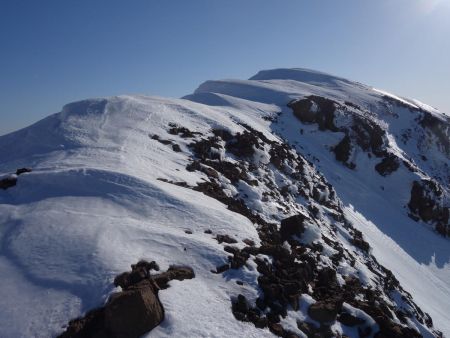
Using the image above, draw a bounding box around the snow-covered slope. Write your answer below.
[0,68,448,338]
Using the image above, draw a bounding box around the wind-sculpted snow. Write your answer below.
[0,68,449,337]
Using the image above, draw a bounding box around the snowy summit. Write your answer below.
[0,68,449,338]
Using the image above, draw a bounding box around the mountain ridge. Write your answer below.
[0,68,448,337]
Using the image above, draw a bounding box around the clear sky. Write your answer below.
[1,0,449,135]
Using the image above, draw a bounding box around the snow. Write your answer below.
[345,206,450,336]
[0,68,449,337]
[0,96,273,337]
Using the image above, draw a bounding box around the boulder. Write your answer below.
[15,167,32,175]
[0,176,17,190]
[59,261,194,338]
[104,281,164,338]
[280,214,306,241]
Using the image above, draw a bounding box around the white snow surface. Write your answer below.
[0,68,449,337]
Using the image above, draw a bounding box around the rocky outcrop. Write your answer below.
[375,154,400,176]
[288,96,339,132]
[177,123,438,337]
[279,214,306,241]
[58,261,194,338]
[408,180,450,236]
[0,176,17,190]
[332,135,355,169]
[0,167,32,190]
[419,112,450,157]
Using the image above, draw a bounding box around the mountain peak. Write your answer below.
[249,67,354,86]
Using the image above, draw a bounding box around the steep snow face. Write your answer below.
[0,68,448,337]
[189,68,450,334]
[192,68,449,232]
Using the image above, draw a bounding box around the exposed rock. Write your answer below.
[408,180,449,236]
[338,312,365,326]
[242,238,255,246]
[333,135,355,169]
[420,112,450,156]
[152,265,195,290]
[16,167,32,175]
[213,264,230,274]
[375,154,400,176]
[308,300,340,323]
[288,95,339,132]
[351,116,386,156]
[168,123,201,138]
[227,130,261,158]
[215,234,238,244]
[279,214,306,241]
[151,134,173,145]
[351,230,371,253]
[104,281,164,338]
[183,119,439,337]
[59,261,194,338]
[0,176,17,190]
[212,128,233,141]
[172,144,182,152]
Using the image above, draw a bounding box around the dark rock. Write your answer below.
[186,160,202,172]
[374,315,421,338]
[16,167,32,175]
[58,308,107,338]
[168,124,201,138]
[0,176,17,190]
[436,222,449,237]
[190,137,222,160]
[351,230,370,253]
[317,267,338,289]
[114,260,160,290]
[308,301,340,323]
[375,154,400,176]
[212,128,233,141]
[280,214,306,241]
[104,282,164,338]
[152,266,195,289]
[420,112,450,156]
[333,135,355,169]
[268,322,284,336]
[201,166,219,179]
[215,234,238,244]
[227,131,259,158]
[229,250,250,269]
[288,96,339,132]
[151,135,173,145]
[351,116,386,156]
[60,262,194,338]
[243,238,255,246]
[172,144,182,152]
[224,246,240,254]
[214,264,230,274]
[234,294,249,313]
[408,180,449,231]
[338,312,365,326]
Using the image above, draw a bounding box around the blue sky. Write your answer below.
[1,0,449,135]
